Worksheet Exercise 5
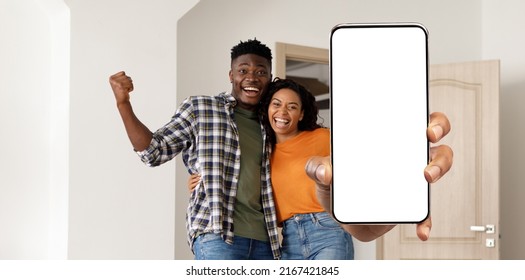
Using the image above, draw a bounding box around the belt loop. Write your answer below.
[310,213,318,223]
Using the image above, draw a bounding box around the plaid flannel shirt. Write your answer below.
[136,93,281,259]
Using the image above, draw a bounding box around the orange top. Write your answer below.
[270,128,329,224]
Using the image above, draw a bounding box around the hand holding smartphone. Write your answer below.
[330,23,429,224]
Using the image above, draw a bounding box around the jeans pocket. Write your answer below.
[197,232,222,243]
[315,213,341,229]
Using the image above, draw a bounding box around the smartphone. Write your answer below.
[330,23,429,224]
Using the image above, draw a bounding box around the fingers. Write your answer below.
[427,112,451,143]
[416,216,432,241]
[424,112,453,183]
[109,71,134,104]
[417,112,451,240]
[306,156,333,212]
[110,71,134,89]
[187,173,201,193]
[424,144,453,183]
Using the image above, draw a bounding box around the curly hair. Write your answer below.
[260,77,323,148]
[231,38,272,64]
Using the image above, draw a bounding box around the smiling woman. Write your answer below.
[258,78,355,260]
[268,87,305,143]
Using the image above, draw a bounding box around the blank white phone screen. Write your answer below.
[330,23,429,223]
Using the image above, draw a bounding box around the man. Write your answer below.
[109,39,279,260]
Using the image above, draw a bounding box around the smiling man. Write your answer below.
[109,39,280,260]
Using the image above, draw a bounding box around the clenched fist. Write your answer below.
[109,71,134,105]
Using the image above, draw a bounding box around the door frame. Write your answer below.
[275,42,328,79]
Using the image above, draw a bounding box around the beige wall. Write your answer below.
[482,0,525,259]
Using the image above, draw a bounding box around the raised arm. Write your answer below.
[109,71,153,151]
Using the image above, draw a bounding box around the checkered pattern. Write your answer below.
[137,93,280,259]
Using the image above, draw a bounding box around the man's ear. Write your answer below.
[229,70,233,83]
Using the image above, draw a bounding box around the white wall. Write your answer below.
[64,0,198,259]
[176,0,482,260]
[2,0,524,260]
[0,0,69,259]
[1,0,51,259]
[482,0,525,259]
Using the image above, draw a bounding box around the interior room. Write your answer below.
[1,0,524,260]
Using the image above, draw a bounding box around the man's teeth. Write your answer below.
[244,87,259,92]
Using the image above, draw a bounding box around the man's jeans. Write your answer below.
[193,233,274,260]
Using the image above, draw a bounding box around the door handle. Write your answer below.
[470,224,495,234]
[470,225,497,248]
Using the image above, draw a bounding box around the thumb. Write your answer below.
[305,156,332,186]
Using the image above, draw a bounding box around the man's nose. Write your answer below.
[245,71,257,80]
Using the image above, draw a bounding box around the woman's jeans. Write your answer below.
[193,233,274,260]
[281,212,354,260]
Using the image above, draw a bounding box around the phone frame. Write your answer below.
[329,22,430,224]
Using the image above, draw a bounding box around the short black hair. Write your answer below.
[231,38,272,63]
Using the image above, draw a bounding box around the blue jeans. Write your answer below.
[281,212,354,260]
[193,233,274,260]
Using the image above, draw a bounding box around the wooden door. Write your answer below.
[378,60,500,259]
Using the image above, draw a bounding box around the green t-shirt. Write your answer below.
[232,106,268,242]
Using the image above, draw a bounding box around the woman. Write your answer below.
[259,77,354,260]
[188,77,353,260]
